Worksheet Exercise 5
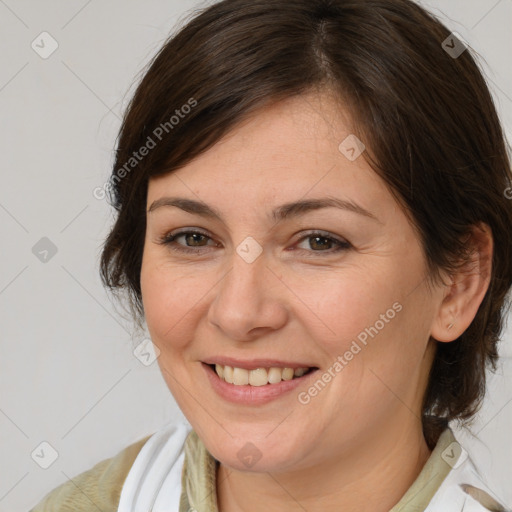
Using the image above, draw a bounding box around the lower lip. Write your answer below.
[202,362,318,405]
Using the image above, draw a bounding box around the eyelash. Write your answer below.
[157,229,351,257]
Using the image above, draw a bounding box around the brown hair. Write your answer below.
[100,0,512,448]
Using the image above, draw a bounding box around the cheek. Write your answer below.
[300,266,403,354]
[140,257,190,348]
[140,253,218,353]
[301,261,430,406]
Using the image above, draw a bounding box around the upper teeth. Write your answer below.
[215,364,309,386]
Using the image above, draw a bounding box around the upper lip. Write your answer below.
[202,357,317,371]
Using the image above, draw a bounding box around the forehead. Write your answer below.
[185,92,353,165]
[146,92,389,219]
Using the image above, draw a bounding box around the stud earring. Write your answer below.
[447,322,454,330]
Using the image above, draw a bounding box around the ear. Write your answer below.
[430,222,493,343]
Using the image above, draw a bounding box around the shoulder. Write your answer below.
[29,433,152,512]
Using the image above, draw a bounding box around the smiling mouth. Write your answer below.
[208,363,318,386]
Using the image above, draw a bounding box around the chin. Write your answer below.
[201,427,307,474]
[217,448,295,473]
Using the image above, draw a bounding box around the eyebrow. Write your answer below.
[147,196,382,224]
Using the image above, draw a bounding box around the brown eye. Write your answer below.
[308,235,334,251]
[295,231,351,255]
[158,229,218,254]
[181,232,209,246]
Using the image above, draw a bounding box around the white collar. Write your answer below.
[117,420,191,512]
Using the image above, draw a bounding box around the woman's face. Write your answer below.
[140,91,444,473]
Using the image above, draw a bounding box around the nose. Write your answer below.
[207,246,288,342]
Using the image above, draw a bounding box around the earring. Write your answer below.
[447,322,454,330]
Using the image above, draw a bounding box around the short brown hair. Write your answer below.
[100,0,512,447]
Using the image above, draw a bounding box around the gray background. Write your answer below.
[0,1,511,510]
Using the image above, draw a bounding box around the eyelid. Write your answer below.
[296,229,347,244]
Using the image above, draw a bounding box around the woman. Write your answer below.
[31,0,512,510]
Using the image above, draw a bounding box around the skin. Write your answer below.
[140,90,493,512]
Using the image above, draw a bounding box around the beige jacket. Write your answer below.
[30,434,151,512]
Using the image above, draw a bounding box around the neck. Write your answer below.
[216,421,432,512]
